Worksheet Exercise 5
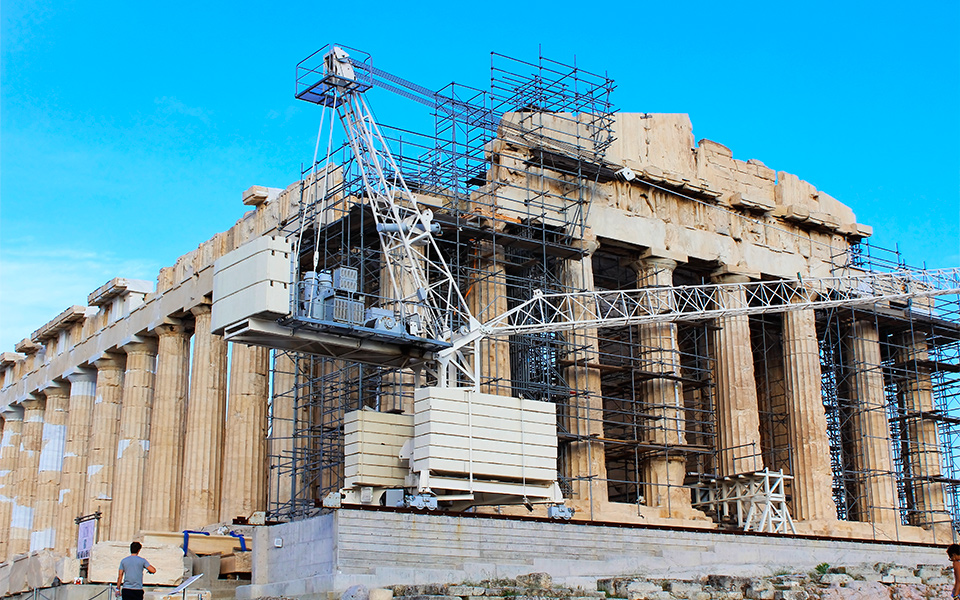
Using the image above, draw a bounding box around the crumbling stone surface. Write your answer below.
[387,564,954,600]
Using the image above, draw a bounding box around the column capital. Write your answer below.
[1,405,24,421]
[640,247,686,264]
[20,394,45,411]
[190,304,212,317]
[40,381,70,397]
[711,265,759,284]
[572,236,600,257]
[94,352,125,371]
[122,339,159,356]
[65,368,97,385]
[153,320,190,338]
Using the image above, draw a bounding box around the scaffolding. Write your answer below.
[264,47,960,542]
[818,242,960,539]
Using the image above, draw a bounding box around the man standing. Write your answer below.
[949,543,960,600]
[116,542,157,600]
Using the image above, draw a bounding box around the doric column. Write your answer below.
[180,305,228,529]
[0,406,24,562]
[58,369,97,555]
[469,242,512,395]
[141,324,191,532]
[711,271,764,476]
[220,343,270,521]
[268,351,295,513]
[33,383,70,551]
[110,340,158,541]
[845,319,898,524]
[9,396,45,555]
[559,239,607,515]
[782,303,836,522]
[84,354,125,538]
[893,330,946,529]
[635,255,690,513]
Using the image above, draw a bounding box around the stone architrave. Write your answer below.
[33,384,70,551]
[9,396,45,555]
[893,330,947,529]
[180,305,228,530]
[846,319,898,524]
[711,272,764,476]
[635,256,690,514]
[110,340,158,541]
[0,406,24,562]
[559,240,607,516]
[141,324,191,532]
[219,342,269,522]
[782,302,836,522]
[58,369,98,555]
[84,354,126,538]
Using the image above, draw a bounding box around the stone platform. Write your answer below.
[239,508,949,600]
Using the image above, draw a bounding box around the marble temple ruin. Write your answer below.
[0,49,957,598]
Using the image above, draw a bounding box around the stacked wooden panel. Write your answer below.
[412,387,557,483]
[343,410,414,488]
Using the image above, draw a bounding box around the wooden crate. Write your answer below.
[412,387,557,483]
[343,410,413,487]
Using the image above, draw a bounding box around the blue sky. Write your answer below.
[2,1,958,352]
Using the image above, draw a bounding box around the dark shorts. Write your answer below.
[121,589,144,600]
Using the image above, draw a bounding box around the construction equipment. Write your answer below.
[212,44,960,523]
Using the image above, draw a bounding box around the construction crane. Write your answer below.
[213,44,960,519]
[278,44,960,388]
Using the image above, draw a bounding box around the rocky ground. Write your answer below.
[376,564,955,600]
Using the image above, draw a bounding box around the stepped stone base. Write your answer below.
[238,508,948,600]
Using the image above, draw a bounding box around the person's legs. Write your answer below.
[121,589,144,600]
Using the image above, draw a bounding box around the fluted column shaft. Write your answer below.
[84,354,125,537]
[110,341,158,541]
[58,370,97,554]
[220,343,270,521]
[846,319,898,524]
[0,408,24,562]
[141,325,191,532]
[894,330,946,527]
[9,397,45,555]
[470,243,512,395]
[268,351,295,512]
[636,258,689,511]
[180,305,228,529]
[559,244,607,512]
[711,274,764,476]
[33,385,70,551]
[782,306,836,522]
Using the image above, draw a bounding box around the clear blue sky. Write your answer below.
[2,1,958,352]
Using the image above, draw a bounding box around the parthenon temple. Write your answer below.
[1,50,957,598]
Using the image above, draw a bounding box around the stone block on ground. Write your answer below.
[818,573,853,586]
[666,581,702,598]
[369,589,394,600]
[89,542,188,586]
[516,574,553,589]
[27,550,62,589]
[342,584,370,600]
[219,552,251,576]
[7,554,30,595]
[58,556,82,583]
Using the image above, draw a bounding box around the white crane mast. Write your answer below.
[309,47,480,388]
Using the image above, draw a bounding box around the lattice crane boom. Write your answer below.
[472,267,960,339]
